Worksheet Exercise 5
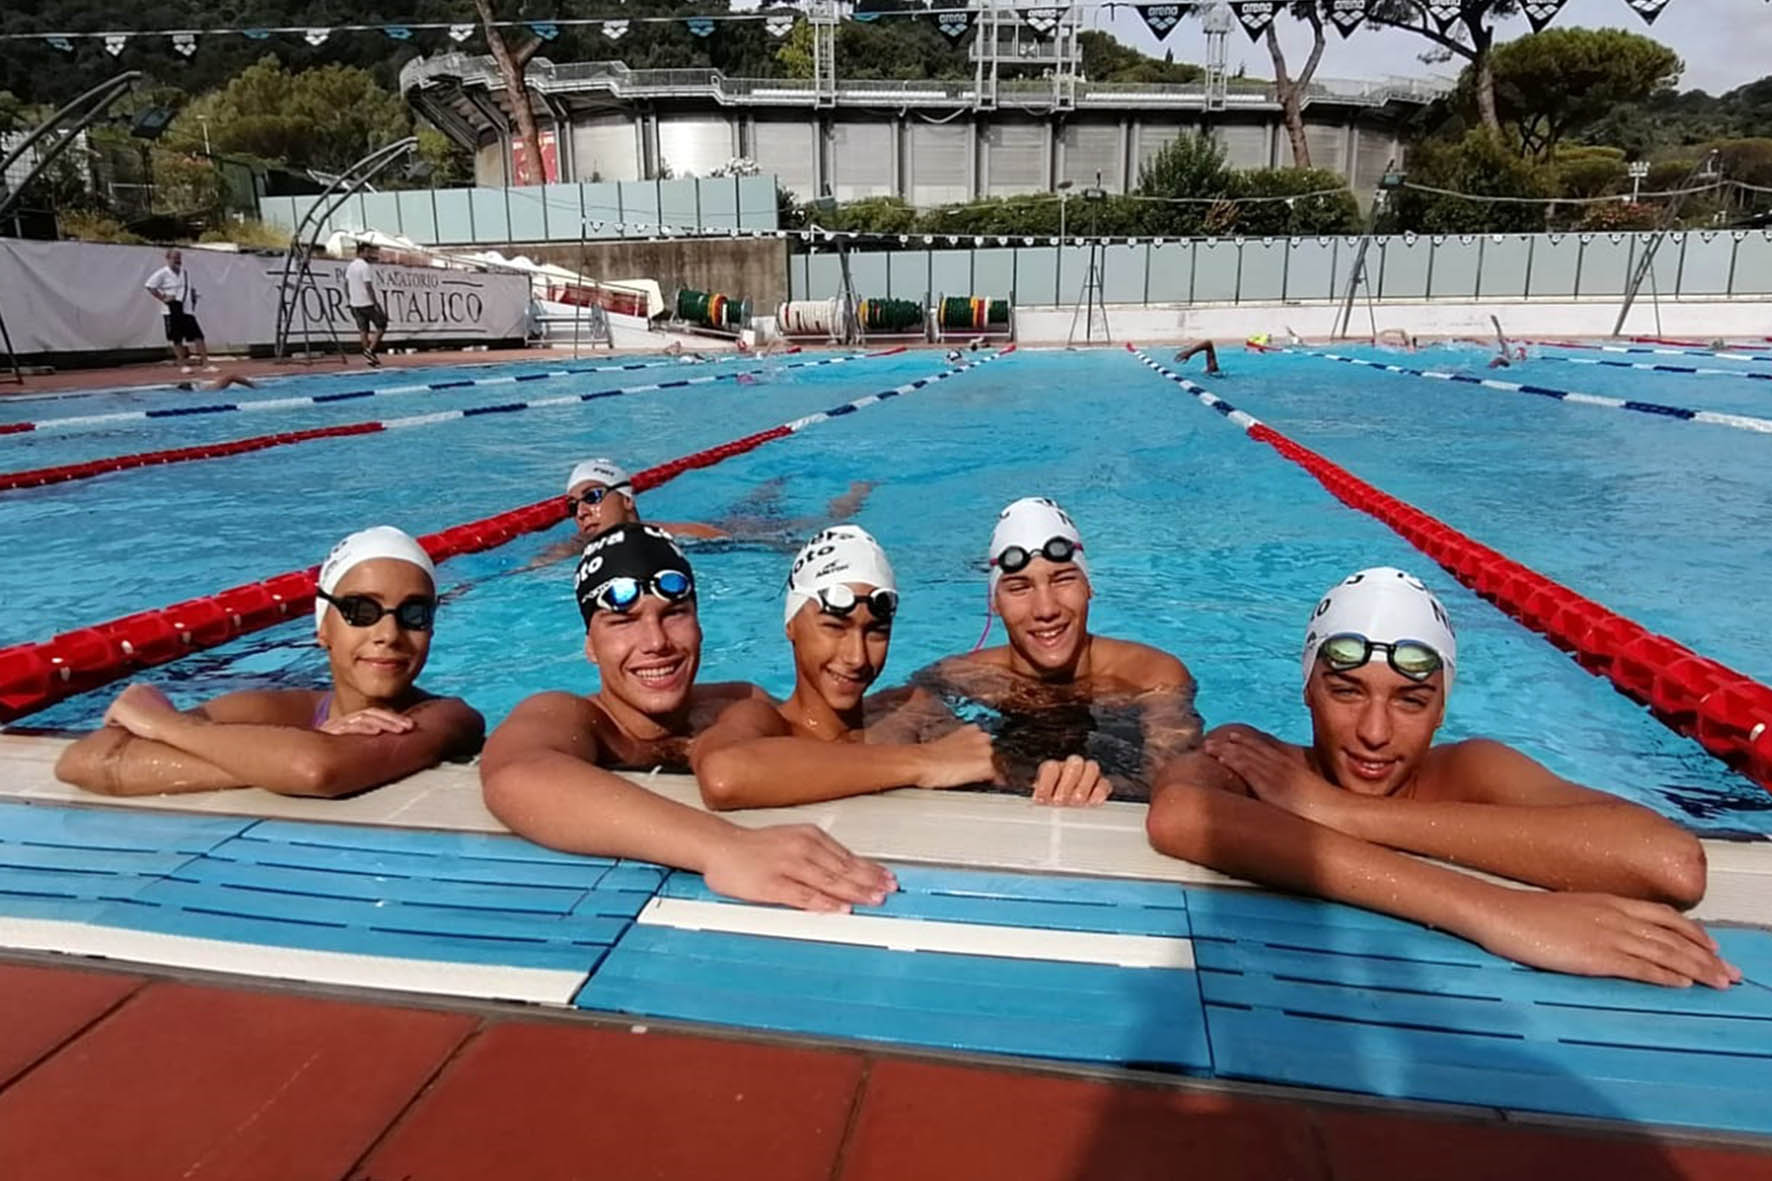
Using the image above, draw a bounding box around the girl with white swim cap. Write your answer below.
[1148,565,1733,991]
[56,526,483,799]
[691,526,999,808]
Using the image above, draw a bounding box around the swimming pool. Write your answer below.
[3,342,1769,835]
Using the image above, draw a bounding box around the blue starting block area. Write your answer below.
[1,798,1769,1135]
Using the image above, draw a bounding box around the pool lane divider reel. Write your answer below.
[0,349,903,495]
[0,347,1014,723]
[1124,343,1772,793]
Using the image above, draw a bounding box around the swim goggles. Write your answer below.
[1317,633,1443,682]
[317,591,436,632]
[992,536,1083,575]
[589,569,694,614]
[567,483,631,511]
[815,585,898,622]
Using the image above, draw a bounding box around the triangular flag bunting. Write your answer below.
[1425,0,1463,32]
[602,20,629,40]
[104,33,129,56]
[934,10,977,43]
[1136,4,1188,38]
[303,28,331,47]
[528,21,560,40]
[45,35,74,52]
[384,26,414,41]
[171,32,198,57]
[1519,0,1568,31]
[1023,7,1066,38]
[1622,0,1670,22]
[1227,0,1279,41]
[686,17,716,37]
[1326,0,1366,37]
[447,24,475,43]
[765,12,796,38]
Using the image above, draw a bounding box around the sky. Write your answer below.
[1094,0,1772,96]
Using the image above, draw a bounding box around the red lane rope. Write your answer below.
[1126,343,1772,792]
[0,423,386,491]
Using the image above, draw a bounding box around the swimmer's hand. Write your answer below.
[912,724,999,789]
[318,708,416,737]
[1467,891,1740,990]
[1203,726,1341,823]
[703,824,897,913]
[1031,755,1109,807]
[103,683,180,740]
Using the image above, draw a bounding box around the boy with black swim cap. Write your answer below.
[481,524,895,912]
[1147,566,1733,989]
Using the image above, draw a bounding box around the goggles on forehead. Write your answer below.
[814,585,898,622]
[993,536,1082,575]
[589,569,694,615]
[1318,633,1444,682]
[317,590,436,632]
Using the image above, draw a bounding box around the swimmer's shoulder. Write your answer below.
[196,687,326,726]
[1093,636,1191,688]
[487,691,607,759]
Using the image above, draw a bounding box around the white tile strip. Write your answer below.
[637,896,1196,970]
[0,915,588,1005]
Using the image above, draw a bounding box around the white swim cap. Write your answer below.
[1302,567,1456,691]
[988,496,1091,609]
[784,526,897,625]
[566,458,633,495]
[315,526,437,631]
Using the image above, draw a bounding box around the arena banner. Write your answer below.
[0,239,531,357]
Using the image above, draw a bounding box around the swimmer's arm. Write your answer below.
[55,727,247,796]
[518,535,584,573]
[1134,657,1206,778]
[1321,739,1708,909]
[654,521,727,541]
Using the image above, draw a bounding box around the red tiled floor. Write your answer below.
[0,980,475,1181]
[1314,1108,1772,1181]
[0,963,143,1088]
[838,1058,1329,1181]
[351,1021,866,1181]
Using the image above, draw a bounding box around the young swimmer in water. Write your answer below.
[691,527,997,808]
[55,527,483,797]
[910,498,1204,805]
[1174,340,1221,374]
[1146,567,1734,989]
[480,524,896,911]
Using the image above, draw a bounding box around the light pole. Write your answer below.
[1057,179,1074,245]
[198,115,211,157]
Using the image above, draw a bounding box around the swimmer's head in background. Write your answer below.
[315,526,437,633]
[784,526,897,627]
[566,457,633,498]
[566,458,637,531]
[1302,567,1456,692]
[574,524,695,627]
[988,496,1091,609]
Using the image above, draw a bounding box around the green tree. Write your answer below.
[1264,3,1327,168]
[1138,133,1232,200]
[1078,31,1202,83]
[1359,0,1522,134]
[1475,28,1681,161]
[1388,129,1552,232]
[166,56,409,173]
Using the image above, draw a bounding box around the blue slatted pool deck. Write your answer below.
[2,799,1770,1135]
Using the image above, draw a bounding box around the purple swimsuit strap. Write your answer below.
[311,692,334,730]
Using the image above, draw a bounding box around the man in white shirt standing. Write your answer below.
[345,241,389,368]
[143,248,217,375]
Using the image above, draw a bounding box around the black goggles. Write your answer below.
[318,590,436,632]
[590,569,694,614]
[1318,633,1444,682]
[993,536,1082,575]
[567,483,631,512]
[815,585,898,622]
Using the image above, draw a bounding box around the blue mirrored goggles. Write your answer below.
[567,483,631,512]
[589,570,694,615]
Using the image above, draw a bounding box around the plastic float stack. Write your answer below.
[937,295,1011,338]
[675,288,749,334]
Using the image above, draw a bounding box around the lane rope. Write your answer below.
[1521,340,1772,365]
[0,347,1012,722]
[0,350,905,493]
[1289,349,1772,436]
[1535,354,1772,381]
[1125,343,1772,793]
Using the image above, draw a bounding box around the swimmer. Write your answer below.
[1174,340,1221,374]
[1486,314,1525,367]
[909,497,1203,806]
[968,337,984,352]
[1146,567,1731,989]
[480,524,896,911]
[692,528,997,808]
[55,527,483,798]
[174,374,259,393]
[1375,328,1419,352]
[945,348,964,363]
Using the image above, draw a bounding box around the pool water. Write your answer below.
[4,343,1769,836]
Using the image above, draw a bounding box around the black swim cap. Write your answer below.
[573,524,696,627]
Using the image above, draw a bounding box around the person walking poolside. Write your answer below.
[346,241,389,367]
[143,248,217,375]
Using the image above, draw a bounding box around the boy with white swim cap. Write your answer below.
[481,523,896,913]
[913,496,1202,807]
[58,526,483,798]
[691,527,998,807]
[1147,566,1734,991]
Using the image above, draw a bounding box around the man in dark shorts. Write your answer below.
[143,249,216,375]
[346,241,389,367]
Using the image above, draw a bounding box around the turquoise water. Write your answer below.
[4,344,1769,835]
